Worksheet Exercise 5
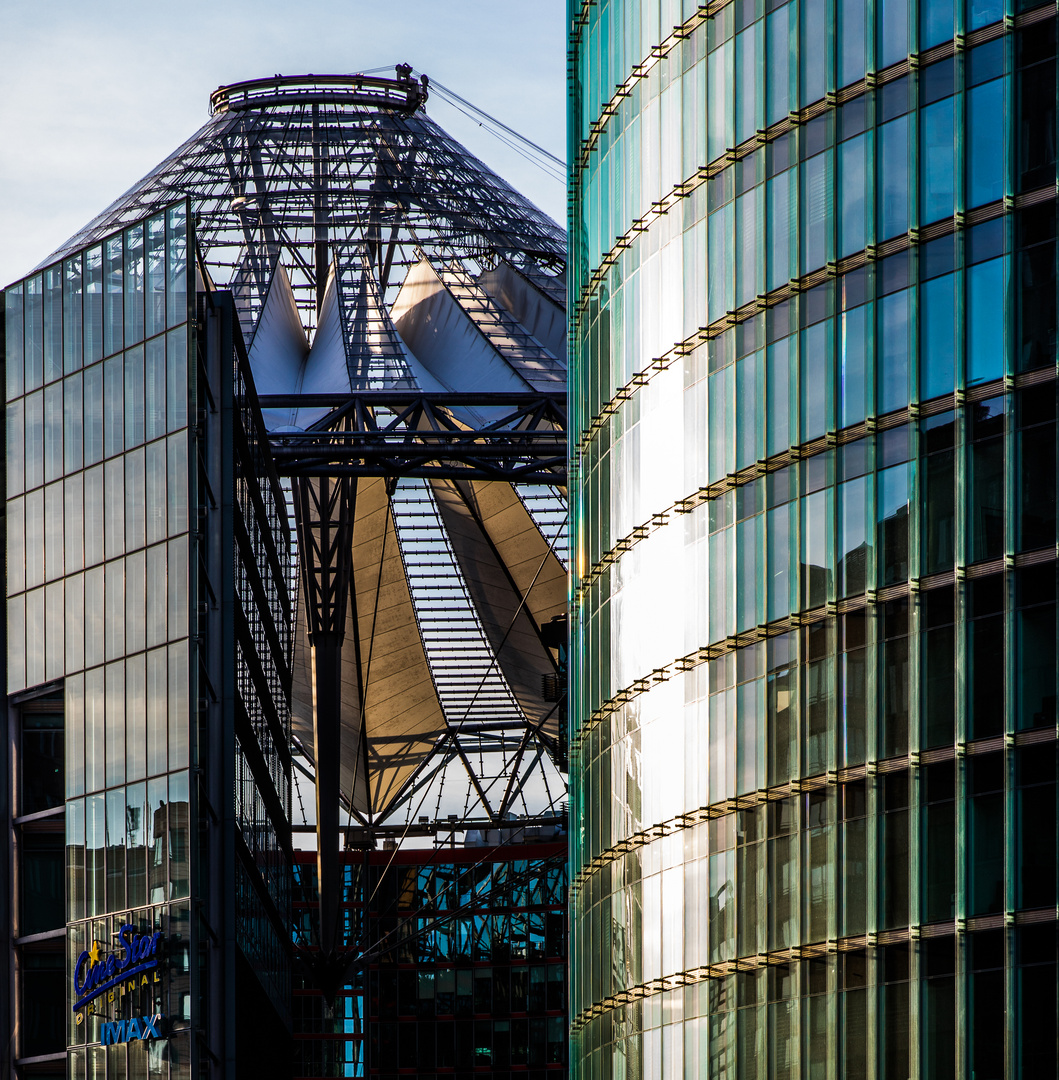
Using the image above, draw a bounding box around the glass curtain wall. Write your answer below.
[5,203,194,1079]
[569,0,1058,1077]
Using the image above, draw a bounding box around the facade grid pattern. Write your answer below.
[569,0,1059,1077]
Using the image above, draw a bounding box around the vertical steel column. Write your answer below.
[312,104,330,316]
[293,476,354,954]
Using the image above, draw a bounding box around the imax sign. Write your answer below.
[100,1014,166,1045]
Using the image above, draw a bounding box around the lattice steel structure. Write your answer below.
[38,68,569,953]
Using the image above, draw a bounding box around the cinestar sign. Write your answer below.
[73,925,163,1010]
[101,1014,166,1045]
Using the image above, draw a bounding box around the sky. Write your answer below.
[0,0,568,287]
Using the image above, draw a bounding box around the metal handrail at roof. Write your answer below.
[210,71,428,115]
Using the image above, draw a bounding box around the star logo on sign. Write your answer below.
[88,941,101,964]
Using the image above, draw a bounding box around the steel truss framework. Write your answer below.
[40,69,569,958]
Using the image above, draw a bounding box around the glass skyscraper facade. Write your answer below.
[2,202,295,1079]
[569,1,1057,1077]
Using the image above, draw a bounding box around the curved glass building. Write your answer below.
[569,2,1058,1077]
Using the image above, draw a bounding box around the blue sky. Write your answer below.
[0,0,567,286]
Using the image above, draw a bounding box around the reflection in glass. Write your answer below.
[147,775,168,904]
[66,798,86,922]
[126,781,147,908]
[85,792,105,917]
[105,787,126,911]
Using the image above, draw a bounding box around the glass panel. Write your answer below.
[103,354,123,459]
[146,439,167,546]
[126,653,146,782]
[85,792,105,916]
[145,214,167,339]
[24,273,43,392]
[125,343,145,448]
[25,488,43,590]
[105,558,125,663]
[104,457,125,562]
[84,245,103,364]
[65,473,84,575]
[85,666,105,793]
[166,203,189,329]
[83,362,103,466]
[84,464,104,568]
[7,595,24,691]
[45,481,63,583]
[968,258,1006,385]
[126,781,147,908]
[66,797,85,921]
[146,543,168,649]
[147,647,167,776]
[64,256,83,374]
[144,336,167,443]
[6,282,24,400]
[46,580,64,682]
[147,775,168,904]
[7,496,24,595]
[7,399,24,498]
[167,431,188,535]
[124,224,145,346]
[126,548,146,655]
[168,639,189,770]
[103,235,123,357]
[167,325,188,431]
[126,447,146,552]
[105,787,126,911]
[24,389,43,490]
[168,535,188,641]
[43,264,63,384]
[921,99,955,225]
[66,572,84,673]
[85,566,105,671]
[105,661,125,788]
[169,772,190,899]
[64,372,83,473]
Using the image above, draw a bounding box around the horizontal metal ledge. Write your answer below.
[257,392,565,408]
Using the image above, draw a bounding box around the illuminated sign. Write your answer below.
[73,925,163,1011]
[101,1014,166,1045]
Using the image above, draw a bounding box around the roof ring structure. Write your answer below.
[209,70,430,115]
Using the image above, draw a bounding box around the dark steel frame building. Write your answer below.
[2,68,569,1080]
